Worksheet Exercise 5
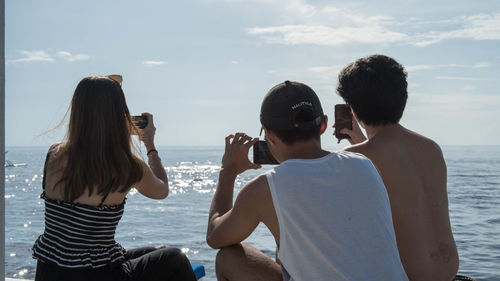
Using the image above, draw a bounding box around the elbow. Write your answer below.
[206,234,221,249]
[206,227,224,249]
[160,186,169,199]
[157,183,169,199]
[152,186,168,200]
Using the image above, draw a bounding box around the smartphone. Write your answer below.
[253,141,279,165]
[131,115,148,129]
[334,104,352,140]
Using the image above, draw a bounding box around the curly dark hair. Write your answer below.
[337,55,408,126]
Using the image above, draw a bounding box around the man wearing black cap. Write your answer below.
[206,81,408,281]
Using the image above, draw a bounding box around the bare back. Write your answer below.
[43,142,168,206]
[43,144,130,206]
[346,125,458,281]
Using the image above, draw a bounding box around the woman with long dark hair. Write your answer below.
[32,76,196,281]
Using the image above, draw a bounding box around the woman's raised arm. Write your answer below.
[135,113,169,199]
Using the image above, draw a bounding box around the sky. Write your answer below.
[5,0,500,148]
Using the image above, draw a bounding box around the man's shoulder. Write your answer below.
[347,127,443,158]
[253,173,270,187]
[404,128,444,159]
[343,142,375,161]
[239,174,271,198]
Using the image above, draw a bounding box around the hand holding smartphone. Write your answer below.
[253,141,279,165]
[132,115,148,129]
[130,115,149,136]
[334,104,352,140]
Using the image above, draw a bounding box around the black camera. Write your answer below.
[253,141,279,165]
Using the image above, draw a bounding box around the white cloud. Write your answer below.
[8,50,54,63]
[308,66,339,73]
[8,50,90,64]
[436,76,487,81]
[406,64,465,72]
[244,0,500,47]
[400,17,463,27]
[56,51,72,57]
[247,0,407,46]
[406,63,492,72]
[142,61,166,67]
[473,62,489,68]
[413,13,500,47]
[231,60,239,64]
[282,0,316,21]
[55,51,90,62]
[73,54,90,61]
[410,92,500,111]
[248,24,407,46]
[405,64,436,71]
[406,65,435,71]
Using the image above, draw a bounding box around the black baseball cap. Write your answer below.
[260,81,324,131]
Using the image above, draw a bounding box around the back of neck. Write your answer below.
[365,123,403,139]
[280,140,330,162]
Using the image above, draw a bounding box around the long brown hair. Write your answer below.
[56,76,143,202]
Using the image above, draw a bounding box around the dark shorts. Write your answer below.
[35,247,197,281]
[453,275,476,281]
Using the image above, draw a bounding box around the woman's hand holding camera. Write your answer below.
[139,112,156,151]
[136,112,168,189]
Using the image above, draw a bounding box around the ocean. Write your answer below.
[4,145,500,280]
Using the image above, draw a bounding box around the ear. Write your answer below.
[264,127,277,145]
[350,109,366,129]
[320,115,328,135]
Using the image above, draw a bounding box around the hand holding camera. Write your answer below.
[132,113,156,150]
[221,133,261,175]
[253,141,279,165]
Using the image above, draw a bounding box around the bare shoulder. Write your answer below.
[49,142,65,151]
[46,142,67,169]
[343,141,376,159]
[47,142,65,159]
[237,173,279,241]
[235,174,274,220]
[238,174,270,200]
[398,129,448,186]
[406,129,445,162]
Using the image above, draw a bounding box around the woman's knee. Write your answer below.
[161,248,189,265]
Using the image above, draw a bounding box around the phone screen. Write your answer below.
[131,115,148,129]
[253,141,279,165]
[335,104,352,140]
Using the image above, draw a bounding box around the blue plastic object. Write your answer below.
[192,265,206,280]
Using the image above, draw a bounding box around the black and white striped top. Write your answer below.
[32,147,127,268]
[32,192,127,268]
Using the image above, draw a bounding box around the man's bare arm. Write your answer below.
[207,168,237,229]
[207,174,266,248]
[206,133,262,249]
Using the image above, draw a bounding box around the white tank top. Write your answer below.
[266,151,408,281]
